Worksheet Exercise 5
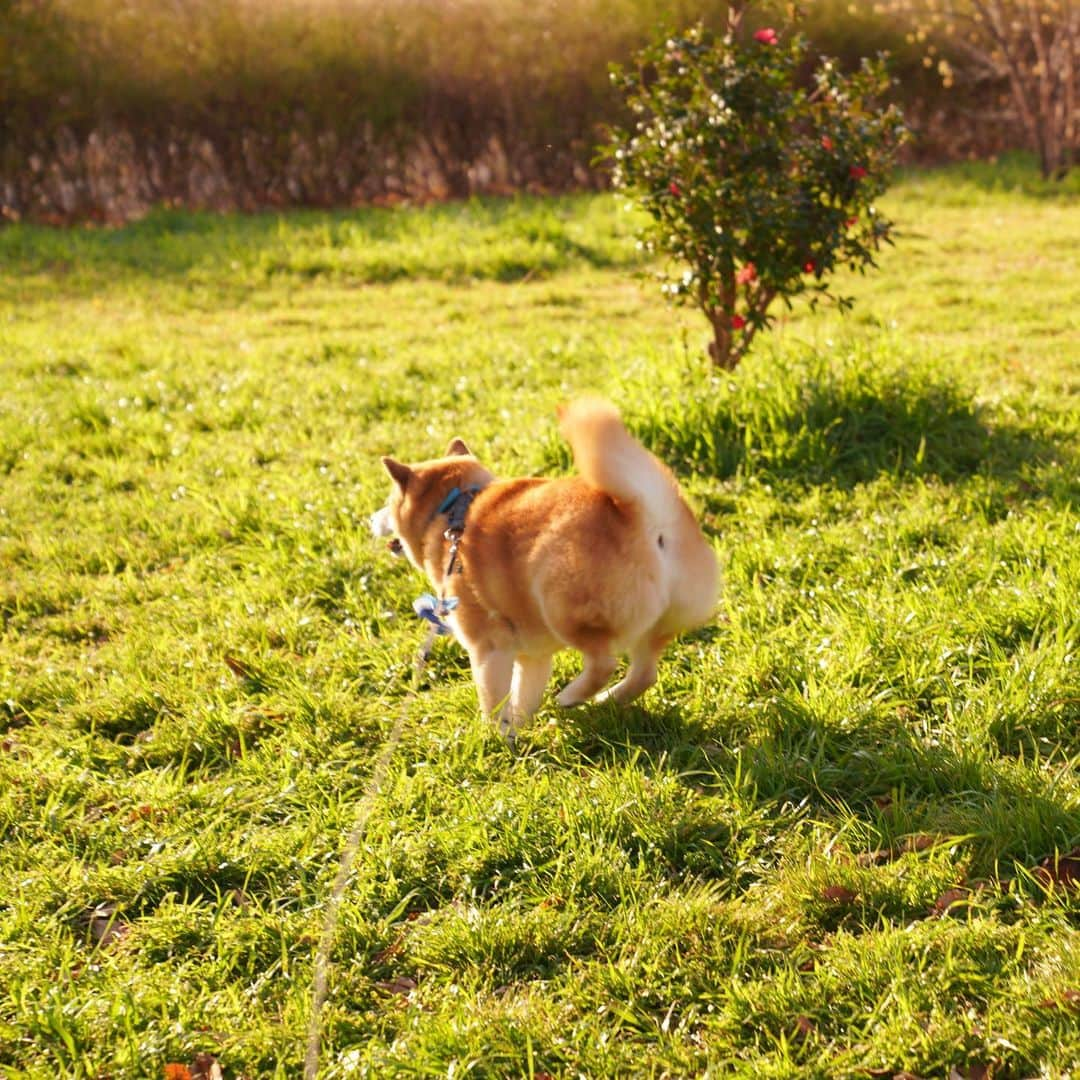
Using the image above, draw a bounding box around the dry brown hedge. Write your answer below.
[0,0,1021,223]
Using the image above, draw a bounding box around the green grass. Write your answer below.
[1,159,1079,1078]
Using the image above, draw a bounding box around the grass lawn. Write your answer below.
[1,157,1079,1078]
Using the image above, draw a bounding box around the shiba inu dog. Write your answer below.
[371,398,719,736]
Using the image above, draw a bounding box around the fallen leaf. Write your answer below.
[901,834,937,854]
[821,885,857,903]
[1032,847,1080,891]
[872,794,893,810]
[375,975,417,996]
[223,654,256,680]
[371,937,404,966]
[794,1014,815,1038]
[163,1066,191,1080]
[1038,989,1080,1010]
[85,903,129,947]
[893,1072,924,1080]
[932,887,970,917]
[857,848,892,867]
[949,1065,992,1080]
[191,1053,224,1080]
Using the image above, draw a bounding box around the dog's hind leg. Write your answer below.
[508,653,553,732]
[594,633,672,706]
[556,651,618,707]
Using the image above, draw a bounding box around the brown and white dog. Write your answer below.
[371,398,719,737]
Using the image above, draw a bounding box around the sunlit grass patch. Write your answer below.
[1,163,1079,1077]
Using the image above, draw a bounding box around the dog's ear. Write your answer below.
[446,437,472,457]
[381,456,412,489]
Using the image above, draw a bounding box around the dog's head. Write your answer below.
[370,437,491,571]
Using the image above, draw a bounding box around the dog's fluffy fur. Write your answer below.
[373,398,719,734]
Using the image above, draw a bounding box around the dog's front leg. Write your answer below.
[509,653,553,732]
[468,646,515,735]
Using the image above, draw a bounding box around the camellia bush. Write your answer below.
[606,4,909,369]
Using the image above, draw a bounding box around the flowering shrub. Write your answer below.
[606,5,909,369]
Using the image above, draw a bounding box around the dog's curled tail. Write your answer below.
[558,397,678,521]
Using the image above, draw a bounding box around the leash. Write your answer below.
[306,483,482,1075]
[303,622,438,1079]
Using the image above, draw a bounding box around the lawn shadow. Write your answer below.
[717,704,1079,875]
[543,682,1080,888]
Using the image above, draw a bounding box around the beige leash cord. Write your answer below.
[303,625,437,1079]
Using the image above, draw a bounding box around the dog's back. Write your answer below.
[461,398,718,655]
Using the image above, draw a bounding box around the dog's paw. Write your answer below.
[555,686,582,708]
[496,718,520,750]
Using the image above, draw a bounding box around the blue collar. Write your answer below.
[435,484,482,534]
[414,485,482,632]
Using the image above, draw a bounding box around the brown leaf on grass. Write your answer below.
[371,937,405,966]
[859,834,941,867]
[931,887,971,917]
[85,903,130,947]
[821,885,857,903]
[375,974,417,996]
[163,1066,191,1080]
[949,1065,992,1080]
[793,1014,815,1039]
[901,834,938,854]
[223,654,256,680]
[191,1053,224,1080]
[892,1072,924,1080]
[856,848,892,867]
[1032,847,1080,891]
[1038,989,1080,1010]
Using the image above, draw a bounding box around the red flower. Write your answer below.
[753,28,778,44]
[731,314,747,330]
[849,165,868,180]
[820,135,834,152]
[668,181,681,196]
[803,259,816,274]
[736,262,757,285]
[846,216,858,228]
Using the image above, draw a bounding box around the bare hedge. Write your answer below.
[0,0,1024,223]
